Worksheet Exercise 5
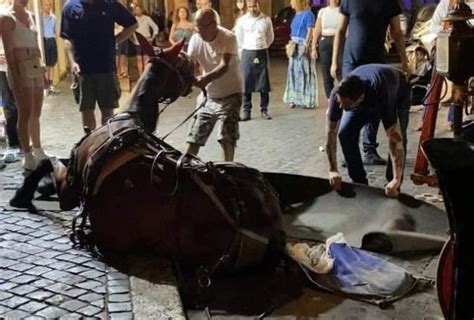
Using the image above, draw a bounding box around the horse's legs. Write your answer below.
[9,159,54,209]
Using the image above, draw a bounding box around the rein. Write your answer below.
[160,89,208,141]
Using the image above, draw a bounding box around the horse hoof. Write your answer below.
[9,194,35,210]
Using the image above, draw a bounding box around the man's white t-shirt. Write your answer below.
[187,26,243,99]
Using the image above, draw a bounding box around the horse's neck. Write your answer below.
[126,66,160,133]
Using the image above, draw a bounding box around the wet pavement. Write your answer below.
[1,57,451,319]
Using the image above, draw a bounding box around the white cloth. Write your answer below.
[235,12,274,50]
[132,14,159,44]
[431,0,474,36]
[317,6,339,36]
[187,26,243,99]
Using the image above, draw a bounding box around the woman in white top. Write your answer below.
[311,0,340,99]
[133,4,159,75]
[1,0,48,171]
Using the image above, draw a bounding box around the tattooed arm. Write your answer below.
[385,122,404,198]
[325,120,342,190]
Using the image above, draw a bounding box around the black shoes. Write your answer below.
[363,151,388,165]
[261,112,272,120]
[240,111,251,121]
[240,111,272,121]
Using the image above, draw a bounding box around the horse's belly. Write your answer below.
[88,159,236,266]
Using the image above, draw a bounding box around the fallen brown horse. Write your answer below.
[10,41,284,272]
[10,40,424,311]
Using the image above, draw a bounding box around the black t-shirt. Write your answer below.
[340,0,401,71]
[327,64,405,130]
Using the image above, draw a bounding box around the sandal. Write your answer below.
[290,103,296,109]
[118,72,128,79]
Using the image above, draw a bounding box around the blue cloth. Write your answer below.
[340,0,401,75]
[60,0,136,75]
[290,9,315,43]
[42,14,56,38]
[327,64,410,183]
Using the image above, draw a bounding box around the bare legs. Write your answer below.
[14,83,43,152]
[81,108,115,131]
[185,142,235,161]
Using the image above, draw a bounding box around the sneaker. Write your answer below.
[49,85,61,94]
[4,148,19,163]
[240,111,251,121]
[23,151,37,171]
[32,147,50,161]
[261,112,272,120]
[363,151,388,165]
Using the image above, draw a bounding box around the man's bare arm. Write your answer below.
[116,23,138,44]
[325,120,340,171]
[385,122,404,197]
[194,52,232,88]
[389,15,409,75]
[331,14,348,79]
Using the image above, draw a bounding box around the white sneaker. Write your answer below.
[32,147,50,161]
[4,148,19,163]
[23,151,37,171]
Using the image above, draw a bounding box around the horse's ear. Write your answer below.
[134,32,156,57]
[161,40,185,61]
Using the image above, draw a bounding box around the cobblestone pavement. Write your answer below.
[1,57,450,319]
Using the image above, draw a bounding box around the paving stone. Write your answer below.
[8,284,37,295]
[49,261,76,270]
[10,274,37,285]
[52,244,72,251]
[59,300,88,312]
[45,282,73,295]
[108,302,132,313]
[30,230,50,238]
[3,309,30,319]
[83,261,106,270]
[77,305,102,317]
[75,280,103,290]
[63,288,87,298]
[92,286,107,294]
[68,266,89,274]
[8,262,36,272]
[36,306,68,318]
[91,299,104,309]
[78,292,102,303]
[36,250,63,259]
[41,233,63,241]
[26,290,54,301]
[58,313,82,319]
[31,279,55,288]
[108,294,131,303]
[45,295,67,306]
[108,285,130,294]
[18,301,49,313]
[0,258,17,268]
[0,292,13,301]
[24,266,52,276]
[0,295,29,308]
[110,312,133,319]
[42,270,73,281]
[0,305,12,315]
[56,274,86,285]
[0,270,21,280]
[32,258,57,266]
[80,269,104,279]
[56,254,77,262]
[0,282,17,291]
[107,271,129,281]
[69,256,92,264]
[108,279,130,288]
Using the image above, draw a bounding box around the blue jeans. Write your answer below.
[339,82,411,184]
[0,71,19,148]
[343,63,380,155]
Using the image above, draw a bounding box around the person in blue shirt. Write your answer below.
[283,0,317,109]
[42,0,58,94]
[60,0,137,131]
[324,64,411,198]
[330,0,410,166]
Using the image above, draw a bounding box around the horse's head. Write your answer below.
[127,33,196,132]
